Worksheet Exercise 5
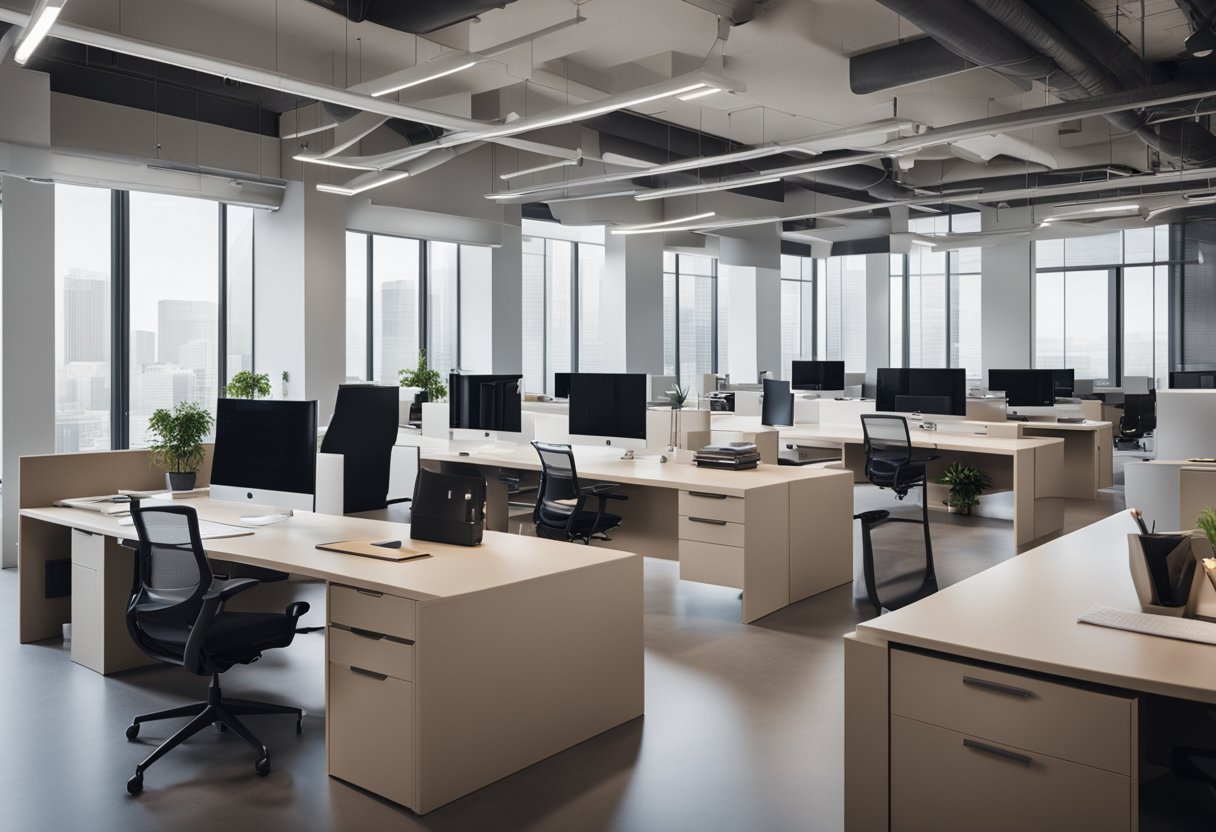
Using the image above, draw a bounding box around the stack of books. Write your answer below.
[694,442,762,471]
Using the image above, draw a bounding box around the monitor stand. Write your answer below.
[241,509,294,526]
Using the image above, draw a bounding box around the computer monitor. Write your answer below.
[791,360,845,391]
[1052,369,1075,397]
[210,399,319,523]
[1170,371,1216,389]
[761,378,795,426]
[553,372,571,400]
[876,368,967,416]
[567,373,647,449]
[448,373,522,440]
[988,369,1057,408]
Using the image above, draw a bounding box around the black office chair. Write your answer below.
[122,505,310,795]
[1118,393,1157,451]
[531,441,628,544]
[855,414,939,614]
[321,384,401,514]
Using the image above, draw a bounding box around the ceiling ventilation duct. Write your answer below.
[301,0,520,34]
[680,0,756,25]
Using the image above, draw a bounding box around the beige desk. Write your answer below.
[18,451,643,815]
[1125,459,1216,532]
[713,417,1065,548]
[844,511,1216,832]
[985,419,1114,498]
[412,439,855,623]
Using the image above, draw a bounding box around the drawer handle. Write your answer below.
[348,627,385,641]
[355,588,384,598]
[349,666,388,681]
[688,517,728,526]
[963,738,1032,767]
[688,491,727,500]
[962,675,1032,699]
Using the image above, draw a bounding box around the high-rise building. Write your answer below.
[63,269,110,363]
[157,300,217,368]
[133,330,156,367]
[379,279,418,382]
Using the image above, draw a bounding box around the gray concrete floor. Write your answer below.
[0,477,1128,832]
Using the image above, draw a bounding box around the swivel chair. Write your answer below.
[531,441,628,544]
[123,505,310,794]
[855,414,939,614]
[1117,393,1157,453]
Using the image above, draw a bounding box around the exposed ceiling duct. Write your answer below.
[850,36,975,95]
[871,0,1216,164]
[299,0,521,35]
[680,0,757,25]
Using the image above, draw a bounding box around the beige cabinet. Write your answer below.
[69,529,150,674]
[889,649,1137,832]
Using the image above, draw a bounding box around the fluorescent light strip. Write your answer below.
[476,83,710,141]
[14,0,65,65]
[316,170,410,196]
[634,174,786,201]
[676,86,721,102]
[371,60,480,97]
[499,157,582,181]
[611,212,716,234]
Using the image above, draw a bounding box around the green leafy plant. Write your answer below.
[147,402,213,474]
[1197,507,1216,549]
[281,370,290,383]
[398,350,447,402]
[225,370,271,399]
[936,462,993,513]
[667,383,690,410]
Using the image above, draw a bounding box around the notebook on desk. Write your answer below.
[316,539,432,562]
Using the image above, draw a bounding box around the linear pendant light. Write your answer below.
[369,51,486,97]
[499,156,582,180]
[610,212,717,235]
[14,0,67,65]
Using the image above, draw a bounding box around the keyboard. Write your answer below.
[1078,604,1216,646]
[116,517,253,539]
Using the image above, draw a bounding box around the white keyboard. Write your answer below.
[115,517,252,540]
[1078,605,1216,646]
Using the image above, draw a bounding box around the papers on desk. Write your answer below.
[56,495,134,514]
[114,516,254,540]
[316,539,432,562]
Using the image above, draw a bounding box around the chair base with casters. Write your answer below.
[854,508,938,615]
[125,671,304,794]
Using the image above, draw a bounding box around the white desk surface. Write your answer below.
[21,498,637,603]
[397,435,851,497]
[711,416,1062,456]
[853,511,1216,704]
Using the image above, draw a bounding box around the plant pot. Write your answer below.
[166,471,197,492]
[946,504,972,515]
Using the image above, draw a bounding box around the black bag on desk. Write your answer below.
[409,468,485,546]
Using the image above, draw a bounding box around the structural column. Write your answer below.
[603,233,664,374]
[719,223,781,383]
[490,205,523,375]
[980,205,1033,376]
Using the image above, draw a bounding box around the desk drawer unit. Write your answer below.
[678,490,746,589]
[327,583,418,809]
[889,649,1136,832]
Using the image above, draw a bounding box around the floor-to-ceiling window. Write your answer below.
[780,254,815,380]
[1033,225,1170,385]
[347,232,494,385]
[662,252,722,388]
[520,221,607,395]
[889,254,904,368]
[818,255,867,373]
[53,185,255,452]
[54,185,113,452]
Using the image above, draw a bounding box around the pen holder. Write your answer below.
[1128,532,1205,617]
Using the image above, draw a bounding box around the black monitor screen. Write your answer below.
[211,399,318,494]
[553,372,571,399]
[791,360,845,391]
[1052,369,1075,397]
[989,369,1056,407]
[876,368,967,416]
[762,378,794,426]
[448,374,522,432]
[568,373,647,440]
[1171,371,1216,389]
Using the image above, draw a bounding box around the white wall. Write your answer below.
[981,206,1034,376]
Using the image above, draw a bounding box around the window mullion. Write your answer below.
[217,204,228,392]
[365,234,374,382]
[111,190,130,450]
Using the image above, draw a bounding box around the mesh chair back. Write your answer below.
[532,441,581,529]
[861,414,913,460]
[127,506,213,662]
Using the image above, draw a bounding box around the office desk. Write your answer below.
[18,452,643,815]
[1125,459,1216,531]
[713,417,1064,548]
[993,419,1114,498]
[844,511,1216,831]
[407,439,854,623]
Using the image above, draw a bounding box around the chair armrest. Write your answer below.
[580,482,621,496]
[602,493,628,502]
[202,577,260,603]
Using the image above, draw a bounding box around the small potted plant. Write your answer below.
[936,462,993,515]
[281,370,290,398]
[147,401,213,492]
[667,383,690,448]
[399,350,447,422]
[224,370,271,399]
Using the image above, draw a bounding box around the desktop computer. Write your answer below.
[876,368,967,417]
[567,372,648,451]
[988,369,1057,408]
[448,373,523,441]
[553,372,571,400]
[791,360,845,393]
[210,399,319,524]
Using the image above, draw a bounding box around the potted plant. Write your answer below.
[281,370,290,398]
[399,350,447,422]
[667,383,690,448]
[147,401,213,492]
[936,462,993,515]
[224,370,271,399]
